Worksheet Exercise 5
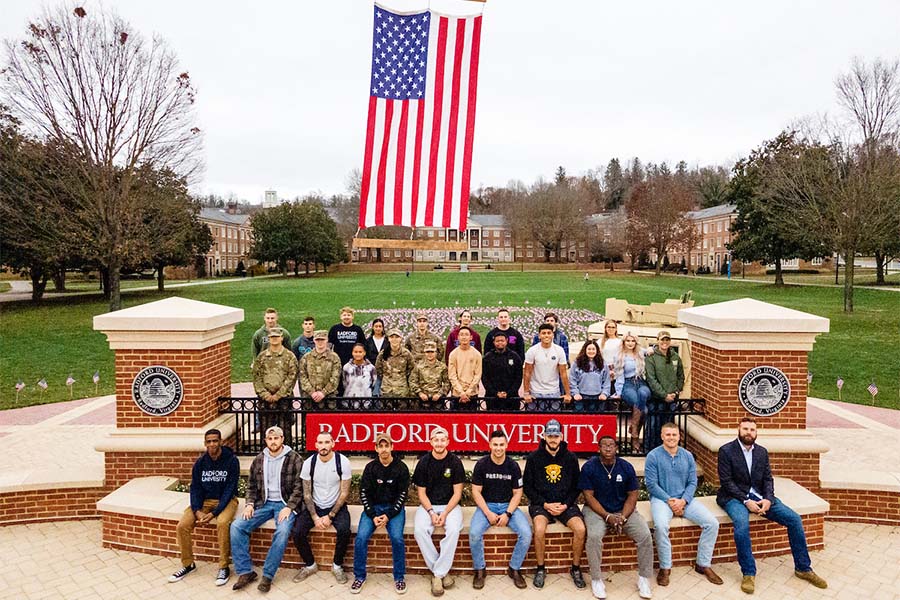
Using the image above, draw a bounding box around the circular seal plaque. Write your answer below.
[132,365,184,416]
[738,365,791,416]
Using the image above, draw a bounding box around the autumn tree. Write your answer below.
[508,181,590,262]
[2,5,202,311]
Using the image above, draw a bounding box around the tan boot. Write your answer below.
[741,575,755,594]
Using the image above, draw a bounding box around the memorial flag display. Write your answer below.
[358,3,483,231]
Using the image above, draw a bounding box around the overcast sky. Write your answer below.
[3,1,900,203]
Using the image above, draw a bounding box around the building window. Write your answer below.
[579,250,585,258]
[394,250,401,258]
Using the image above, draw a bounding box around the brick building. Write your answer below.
[198,207,254,276]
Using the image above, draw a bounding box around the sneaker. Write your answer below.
[215,567,230,586]
[168,563,196,583]
[431,575,444,597]
[794,570,827,589]
[257,575,272,593]
[533,567,546,589]
[350,578,365,594]
[571,566,586,589]
[395,579,407,595]
[333,566,348,584]
[292,564,318,583]
[638,575,653,599]
[591,579,607,600]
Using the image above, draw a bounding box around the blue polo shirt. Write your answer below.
[577,456,638,513]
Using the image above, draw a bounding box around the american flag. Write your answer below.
[806,372,813,384]
[66,375,76,386]
[93,371,100,384]
[836,377,844,390]
[37,378,48,390]
[359,4,483,231]
[867,382,878,397]
[15,381,25,392]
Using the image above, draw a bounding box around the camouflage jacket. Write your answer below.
[298,349,341,396]
[404,330,444,363]
[376,347,415,397]
[409,360,451,397]
[252,347,298,400]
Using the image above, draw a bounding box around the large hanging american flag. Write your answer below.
[358,3,483,231]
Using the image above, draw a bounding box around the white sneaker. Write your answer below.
[638,575,653,599]
[591,579,607,599]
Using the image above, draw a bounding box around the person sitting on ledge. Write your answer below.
[168,428,240,587]
[230,426,304,593]
[717,417,828,595]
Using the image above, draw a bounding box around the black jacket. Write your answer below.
[359,456,410,519]
[716,438,776,507]
[523,439,581,507]
[484,326,526,359]
[482,349,523,398]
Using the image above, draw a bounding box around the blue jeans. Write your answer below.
[230,500,296,580]
[468,503,532,570]
[353,504,406,581]
[574,394,610,413]
[620,378,650,413]
[723,498,811,576]
[650,497,719,568]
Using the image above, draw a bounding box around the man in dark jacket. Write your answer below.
[481,331,523,410]
[170,429,240,586]
[644,331,684,452]
[717,417,828,595]
[484,308,526,359]
[523,419,586,590]
[230,426,305,593]
[351,433,411,595]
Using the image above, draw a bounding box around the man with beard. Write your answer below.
[523,419,586,590]
[717,417,828,595]
[230,426,304,592]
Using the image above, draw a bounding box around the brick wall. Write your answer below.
[100,511,825,574]
[0,487,108,526]
[105,452,198,489]
[685,439,820,490]
[114,341,231,428]
[690,343,808,429]
[816,489,900,525]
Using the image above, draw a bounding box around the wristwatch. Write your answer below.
[504,511,513,519]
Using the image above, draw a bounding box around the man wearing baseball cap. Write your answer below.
[523,419,586,590]
[351,433,411,594]
[405,312,444,363]
[252,327,298,446]
[644,331,684,453]
[298,330,342,407]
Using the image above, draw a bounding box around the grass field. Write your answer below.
[1,271,897,410]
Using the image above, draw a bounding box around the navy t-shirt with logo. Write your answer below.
[413,452,466,505]
[577,456,638,513]
[472,455,523,503]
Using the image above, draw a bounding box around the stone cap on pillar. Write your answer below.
[93,296,245,350]
[678,298,829,351]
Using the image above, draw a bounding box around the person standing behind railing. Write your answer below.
[569,340,611,413]
[252,327,298,446]
[364,318,386,396]
[410,341,451,408]
[298,330,341,409]
[376,329,416,398]
[612,333,651,452]
[341,343,377,405]
[644,331,684,453]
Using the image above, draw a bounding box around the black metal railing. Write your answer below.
[218,396,706,458]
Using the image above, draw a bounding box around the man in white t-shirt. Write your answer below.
[291,432,353,585]
[523,323,571,405]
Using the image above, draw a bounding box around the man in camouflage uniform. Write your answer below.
[409,341,450,408]
[298,330,341,408]
[252,327,298,445]
[405,312,444,363]
[376,329,415,397]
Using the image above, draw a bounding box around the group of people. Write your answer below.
[171,417,827,598]
[251,306,688,451]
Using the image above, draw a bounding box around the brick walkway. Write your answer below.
[1,520,898,599]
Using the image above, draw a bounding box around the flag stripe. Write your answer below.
[375,100,394,226]
[442,17,466,227]
[359,95,378,227]
[458,15,482,231]
[425,16,448,226]
[410,98,425,225]
[394,101,409,224]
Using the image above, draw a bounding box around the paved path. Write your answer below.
[1,519,898,600]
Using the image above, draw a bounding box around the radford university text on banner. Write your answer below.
[306,413,617,453]
[358,3,483,231]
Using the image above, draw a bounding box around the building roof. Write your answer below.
[468,214,506,228]
[687,204,736,220]
[199,208,251,226]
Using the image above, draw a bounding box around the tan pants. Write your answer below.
[176,498,238,568]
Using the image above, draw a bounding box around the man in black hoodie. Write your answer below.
[170,429,240,586]
[481,331,523,411]
[523,419,586,590]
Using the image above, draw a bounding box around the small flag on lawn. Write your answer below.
[37,378,48,390]
[867,382,879,397]
[836,377,844,390]
[92,371,100,384]
[66,374,76,399]
[807,372,813,384]
[15,381,25,392]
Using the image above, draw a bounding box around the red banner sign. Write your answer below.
[305,412,617,453]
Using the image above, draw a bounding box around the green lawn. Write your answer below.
[1,271,897,410]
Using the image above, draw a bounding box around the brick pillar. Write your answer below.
[678,298,829,487]
[93,297,244,487]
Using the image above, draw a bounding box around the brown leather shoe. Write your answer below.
[794,570,827,589]
[257,576,272,593]
[657,568,670,586]
[507,567,527,589]
[473,569,486,589]
[694,564,723,585]
[231,571,257,590]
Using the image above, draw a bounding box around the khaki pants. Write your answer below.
[176,498,238,568]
